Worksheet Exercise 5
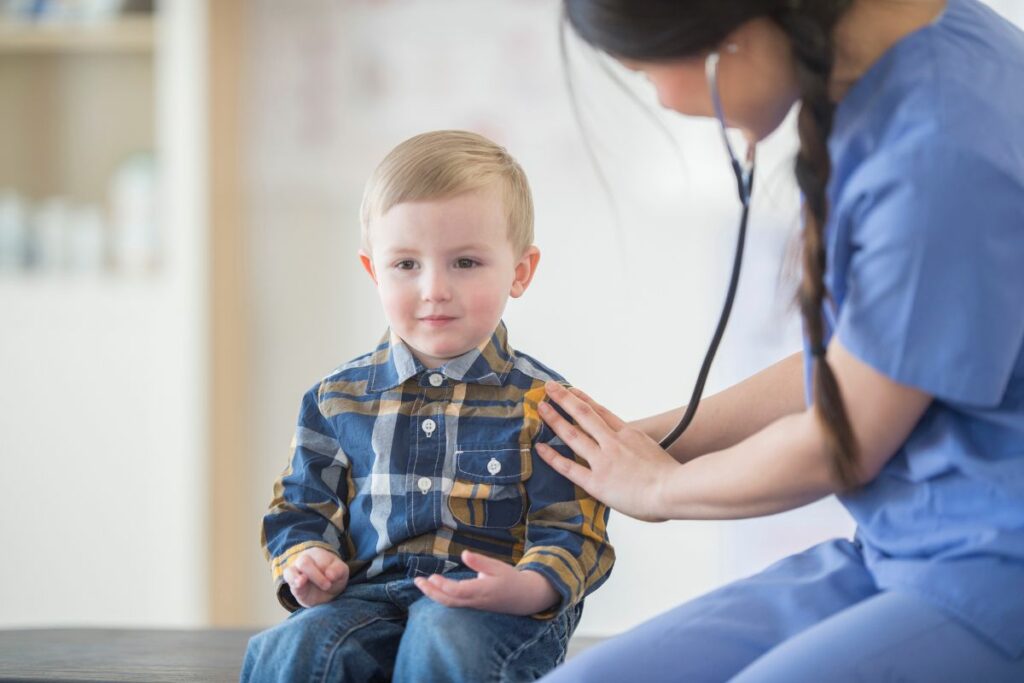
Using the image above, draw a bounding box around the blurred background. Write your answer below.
[1,0,1021,635]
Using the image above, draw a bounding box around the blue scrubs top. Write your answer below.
[806,0,1024,657]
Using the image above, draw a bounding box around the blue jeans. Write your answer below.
[242,571,581,683]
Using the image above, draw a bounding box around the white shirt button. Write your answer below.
[428,373,444,387]
[487,457,502,475]
[417,477,432,494]
[421,418,436,437]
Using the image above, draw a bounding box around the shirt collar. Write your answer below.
[366,321,515,392]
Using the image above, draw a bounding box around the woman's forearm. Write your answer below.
[649,340,934,521]
[657,410,835,520]
[632,351,807,464]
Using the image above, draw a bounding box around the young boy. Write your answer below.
[242,130,614,683]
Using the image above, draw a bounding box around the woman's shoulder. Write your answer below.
[832,1,1024,193]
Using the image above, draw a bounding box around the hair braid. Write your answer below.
[773,1,860,489]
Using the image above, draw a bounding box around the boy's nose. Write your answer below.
[421,269,452,302]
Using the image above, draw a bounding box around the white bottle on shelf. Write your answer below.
[32,197,72,272]
[0,190,29,272]
[67,204,107,273]
[109,152,159,275]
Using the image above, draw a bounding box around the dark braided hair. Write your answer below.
[564,0,861,488]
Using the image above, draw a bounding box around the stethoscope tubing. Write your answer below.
[659,50,756,450]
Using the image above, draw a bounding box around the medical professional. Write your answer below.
[532,0,1024,680]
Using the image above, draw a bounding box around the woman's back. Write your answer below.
[823,0,1024,657]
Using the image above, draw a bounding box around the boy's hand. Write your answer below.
[413,550,560,616]
[283,547,350,608]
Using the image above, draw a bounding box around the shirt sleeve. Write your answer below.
[261,383,351,611]
[516,386,615,619]
[835,145,1024,407]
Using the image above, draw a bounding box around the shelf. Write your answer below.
[0,15,154,55]
[0,271,163,295]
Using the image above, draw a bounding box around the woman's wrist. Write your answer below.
[655,412,838,521]
[653,459,691,520]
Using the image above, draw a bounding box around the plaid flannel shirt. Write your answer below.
[262,321,614,617]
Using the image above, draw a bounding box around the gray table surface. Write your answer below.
[0,629,256,683]
[0,628,602,682]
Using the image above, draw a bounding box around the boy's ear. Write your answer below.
[359,250,378,285]
[510,246,541,299]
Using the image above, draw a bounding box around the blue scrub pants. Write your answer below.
[542,539,1024,682]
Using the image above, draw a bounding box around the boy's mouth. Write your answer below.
[420,315,457,325]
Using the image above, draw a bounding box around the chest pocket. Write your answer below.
[448,445,532,529]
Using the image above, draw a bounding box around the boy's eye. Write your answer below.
[395,260,417,270]
[455,258,478,269]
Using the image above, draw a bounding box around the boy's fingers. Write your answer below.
[461,550,509,577]
[305,548,348,583]
[329,570,349,594]
[426,587,460,607]
[308,547,338,571]
[323,558,348,582]
[429,573,488,602]
[414,577,468,607]
[283,566,305,589]
[426,573,464,596]
[294,555,332,591]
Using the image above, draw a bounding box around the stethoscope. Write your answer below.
[659,49,756,449]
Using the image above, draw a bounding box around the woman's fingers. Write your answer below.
[540,382,618,450]
[536,442,594,491]
[544,382,614,440]
[570,387,627,431]
[542,383,617,449]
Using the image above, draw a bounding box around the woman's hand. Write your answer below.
[536,382,680,522]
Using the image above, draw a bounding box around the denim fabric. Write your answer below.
[242,571,582,683]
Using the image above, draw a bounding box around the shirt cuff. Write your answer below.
[517,545,585,620]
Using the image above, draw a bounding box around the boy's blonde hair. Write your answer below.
[360,130,534,255]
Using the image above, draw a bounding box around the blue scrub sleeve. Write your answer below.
[835,145,1024,407]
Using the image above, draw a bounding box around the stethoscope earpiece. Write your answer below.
[704,50,755,205]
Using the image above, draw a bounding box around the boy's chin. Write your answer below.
[409,341,482,368]
[416,347,470,365]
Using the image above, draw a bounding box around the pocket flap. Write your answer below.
[454,444,532,484]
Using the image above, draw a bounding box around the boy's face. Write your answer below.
[360,185,540,369]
